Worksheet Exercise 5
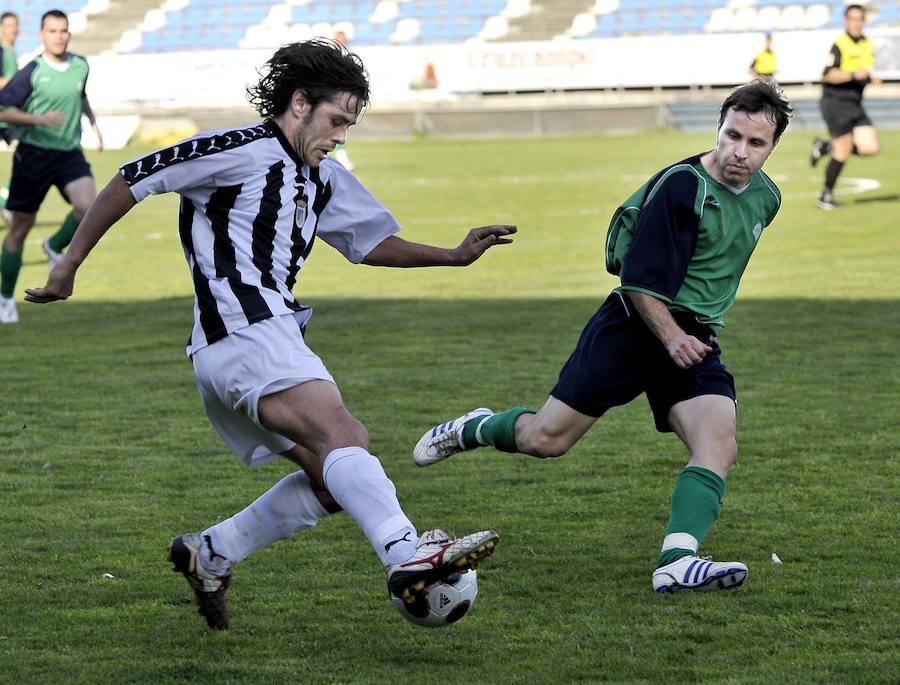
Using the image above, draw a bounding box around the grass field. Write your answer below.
[1,127,898,684]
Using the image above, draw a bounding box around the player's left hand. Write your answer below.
[24,258,77,303]
[93,123,104,152]
[454,224,516,265]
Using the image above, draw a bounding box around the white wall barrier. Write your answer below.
[85,29,900,113]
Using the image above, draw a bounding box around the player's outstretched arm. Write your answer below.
[362,224,516,267]
[24,174,137,303]
[0,107,64,128]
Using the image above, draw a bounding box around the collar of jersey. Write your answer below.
[264,119,302,166]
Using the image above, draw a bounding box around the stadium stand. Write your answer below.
[564,0,898,38]
[3,0,896,56]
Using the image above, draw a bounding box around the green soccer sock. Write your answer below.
[0,244,23,298]
[46,211,80,253]
[656,466,726,568]
[461,407,534,453]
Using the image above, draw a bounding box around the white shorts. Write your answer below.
[192,314,335,468]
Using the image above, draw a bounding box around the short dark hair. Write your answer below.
[845,4,866,16]
[0,12,18,23]
[718,79,793,141]
[41,10,68,29]
[247,39,370,120]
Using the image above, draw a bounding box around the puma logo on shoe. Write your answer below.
[384,531,413,553]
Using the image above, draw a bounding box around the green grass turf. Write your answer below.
[0,128,898,684]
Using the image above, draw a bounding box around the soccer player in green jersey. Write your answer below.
[0,11,20,130]
[0,11,20,221]
[0,9,102,323]
[415,80,792,593]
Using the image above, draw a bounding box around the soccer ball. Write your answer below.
[391,570,478,628]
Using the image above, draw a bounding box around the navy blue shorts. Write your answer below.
[551,292,736,432]
[0,126,15,145]
[6,143,92,213]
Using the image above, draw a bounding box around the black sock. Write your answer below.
[824,159,844,192]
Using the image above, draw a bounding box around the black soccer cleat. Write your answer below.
[167,532,233,630]
[816,189,838,211]
[810,137,831,167]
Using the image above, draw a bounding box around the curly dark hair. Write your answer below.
[247,39,370,119]
[718,79,793,141]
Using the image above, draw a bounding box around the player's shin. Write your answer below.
[200,470,329,572]
[322,446,418,565]
[656,466,726,568]
[0,243,22,297]
[46,211,79,252]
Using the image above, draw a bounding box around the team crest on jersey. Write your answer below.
[752,222,763,240]
[294,197,308,228]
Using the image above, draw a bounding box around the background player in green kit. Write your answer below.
[415,80,791,593]
[0,11,20,222]
[0,9,102,324]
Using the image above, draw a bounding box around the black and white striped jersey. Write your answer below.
[120,120,401,356]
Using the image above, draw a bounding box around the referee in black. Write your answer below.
[810,3,881,210]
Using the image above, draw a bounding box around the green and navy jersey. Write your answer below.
[0,53,89,151]
[611,153,781,333]
[0,43,16,80]
[0,43,18,132]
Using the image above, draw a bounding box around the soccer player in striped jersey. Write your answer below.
[25,39,514,629]
[415,80,792,594]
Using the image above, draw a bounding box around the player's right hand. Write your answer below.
[40,111,65,128]
[24,259,76,303]
[665,332,712,369]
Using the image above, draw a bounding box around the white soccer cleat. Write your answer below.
[42,239,63,271]
[0,295,18,324]
[652,555,748,593]
[413,407,493,467]
[386,528,498,609]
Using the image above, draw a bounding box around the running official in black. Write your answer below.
[813,3,881,210]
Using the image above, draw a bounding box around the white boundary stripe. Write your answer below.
[781,176,882,200]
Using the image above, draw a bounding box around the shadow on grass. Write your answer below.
[852,193,900,205]
[2,294,896,413]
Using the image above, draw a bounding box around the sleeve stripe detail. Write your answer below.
[645,164,706,218]
[617,284,675,304]
[119,122,272,187]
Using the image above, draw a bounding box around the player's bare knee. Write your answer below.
[723,438,739,467]
[336,413,368,450]
[857,143,879,156]
[522,430,569,459]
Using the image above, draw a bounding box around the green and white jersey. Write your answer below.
[607,153,781,333]
[0,53,89,151]
[0,43,18,131]
[0,43,16,80]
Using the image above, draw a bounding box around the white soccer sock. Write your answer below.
[322,446,418,566]
[200,470,329,572]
